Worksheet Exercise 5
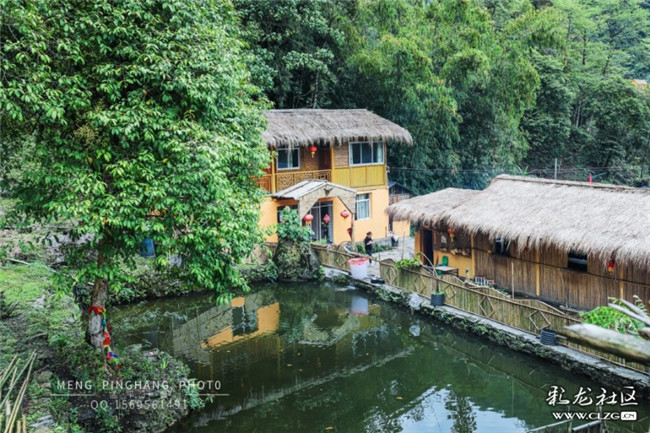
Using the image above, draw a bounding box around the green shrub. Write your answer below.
[276,207,312,243]
[395,258,421,270]
[581,298,645,335]
[355,242,392,254]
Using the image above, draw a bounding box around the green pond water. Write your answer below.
[111,282,649,433]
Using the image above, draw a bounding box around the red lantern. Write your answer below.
[322,213,331,224]
[303,213,314,223]
[447,227,456,242]
[607,259,616,274]
[340,209,351,219]
[309,145,318,157]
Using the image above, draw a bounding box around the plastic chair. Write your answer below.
[435,256,449,276]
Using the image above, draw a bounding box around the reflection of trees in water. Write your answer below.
[445,390,477,433]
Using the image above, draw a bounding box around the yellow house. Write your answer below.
[259,109,412,245]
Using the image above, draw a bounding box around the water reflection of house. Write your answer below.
[299,296,383,348]
[190,293,413,422]
[200,298,280,349]
[171,291,280,365]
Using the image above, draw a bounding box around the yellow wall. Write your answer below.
[414,228,475,278]
[391,219,410,241]
[331,165,386,188]
[260,188,392,245]
[259,197,298,243]
[334,186,390,244]
[433,250,474,278]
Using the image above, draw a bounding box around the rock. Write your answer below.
[32,296,46,309]
[30,414,55,431]
[35,370,53,383]
[272,239,321,281]
[125,343,143,354]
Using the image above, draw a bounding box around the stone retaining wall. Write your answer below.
[323,268,650,399]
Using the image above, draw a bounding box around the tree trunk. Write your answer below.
[86,251,108,350]
[559,323,650,364]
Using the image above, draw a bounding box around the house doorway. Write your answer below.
[422,228,434,266]
[309,201,333,243]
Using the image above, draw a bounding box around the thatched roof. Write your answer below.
[262,109,413,148]
[387,188,480,226]
[389,175,650,266]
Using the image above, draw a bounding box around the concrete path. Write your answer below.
[368,236,415,277]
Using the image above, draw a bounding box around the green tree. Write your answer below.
[339,0,540,191]
[337,0,460,193]
[1,0,268,349]
[233,0,349,108]
[584,77,650,168]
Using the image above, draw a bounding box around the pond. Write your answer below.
[112,282,649,433]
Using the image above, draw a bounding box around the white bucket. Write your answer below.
[348,258,370,279]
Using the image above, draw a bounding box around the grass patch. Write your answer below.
[0,262,52,304]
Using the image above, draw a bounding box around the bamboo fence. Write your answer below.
[312,245,647,373]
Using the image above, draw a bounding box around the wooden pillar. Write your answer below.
[383,141,387,185]
[470,235,476,278]
[270,148,277,193]
[330,145,335,182]
[618,263,625,301]
[535,249,541,297]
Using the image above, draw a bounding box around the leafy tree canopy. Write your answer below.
[1,0,269,346]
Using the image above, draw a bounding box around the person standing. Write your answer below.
[364,231,374,257]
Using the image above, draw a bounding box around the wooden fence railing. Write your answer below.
[312,245,646,373]
[313,244,362,271]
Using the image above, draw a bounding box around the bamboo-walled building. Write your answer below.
[387,175,650,310]
[259,109,412,244]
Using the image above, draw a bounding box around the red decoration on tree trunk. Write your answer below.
[103,332,111,348]
[89,306,105,316]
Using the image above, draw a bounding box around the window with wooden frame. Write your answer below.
[433,227,471,256]
[277,147,300,170]
[567,250,588,272]
[349,142,384,165]
[494,236,511,256]
[355,193,371,220]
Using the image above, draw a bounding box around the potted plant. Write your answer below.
[430,289,445,307]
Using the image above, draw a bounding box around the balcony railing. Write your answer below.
[258,169,332,193]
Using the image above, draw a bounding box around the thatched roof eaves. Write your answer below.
[390,175,650,266]
[387,188,480,226]
[262,109,413,148]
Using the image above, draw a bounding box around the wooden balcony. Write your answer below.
[257,165,387,193]
[257,169,331,193]
[277,169,331,190]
